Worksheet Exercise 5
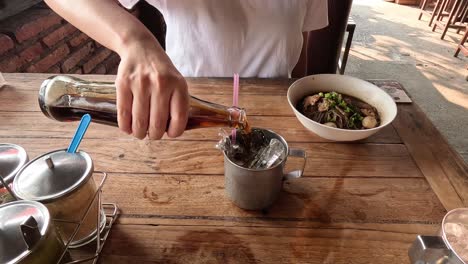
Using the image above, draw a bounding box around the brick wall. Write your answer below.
[0,3,120,74]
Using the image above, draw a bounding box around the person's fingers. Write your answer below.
[148,76,170,140]
[115,75,133,135]
[167,82,189,138]
[131,75,151,139]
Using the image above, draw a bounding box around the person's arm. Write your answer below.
[44,0,189,140]
[292,32,308,78]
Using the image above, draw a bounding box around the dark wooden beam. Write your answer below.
[307,0,354,75]
[0,0,43,21]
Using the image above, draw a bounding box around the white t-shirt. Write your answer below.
[119,0,328,78]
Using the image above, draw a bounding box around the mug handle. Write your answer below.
[283,148,307,180]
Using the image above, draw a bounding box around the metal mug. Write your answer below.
[409,208,468,264]
[223,128,307,210]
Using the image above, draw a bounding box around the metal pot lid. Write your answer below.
[13,149,93,202]
[0,144,28,188]
[0,200,50,264]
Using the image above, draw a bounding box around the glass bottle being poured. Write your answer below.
[38,75,250,132]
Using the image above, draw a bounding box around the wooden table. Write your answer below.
[1,73,467,263]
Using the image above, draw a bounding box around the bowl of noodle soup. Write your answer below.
[287,74,397,141]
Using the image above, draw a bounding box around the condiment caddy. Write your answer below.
[0,147,119,264]
[1,115,119,263]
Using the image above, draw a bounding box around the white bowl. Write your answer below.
[287,74,398,141]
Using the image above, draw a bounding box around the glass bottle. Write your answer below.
[38,75,249,131]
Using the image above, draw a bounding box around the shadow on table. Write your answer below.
[99,225,258,264]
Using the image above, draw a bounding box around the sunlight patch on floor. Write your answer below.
[434,85,468,109]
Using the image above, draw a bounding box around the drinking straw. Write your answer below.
[67,114,92,153]
[232,73,239,144]
[0,72,6,88]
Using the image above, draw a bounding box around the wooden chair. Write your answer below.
[454,25,468,57]
[307,0,354,75]
[430,0,452,26]
[457,2,468,33]
[338,17,356,75]
[419,0,453,26]
[418,0,432,20]
[432,0,468,39]
[419,0,440,26]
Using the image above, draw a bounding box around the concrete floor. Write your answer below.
[347,0,468,162]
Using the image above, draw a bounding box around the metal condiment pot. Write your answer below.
[0,144,28,204]
[13,149,104,248]
[0,200,68,263]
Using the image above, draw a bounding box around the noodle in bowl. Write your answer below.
[287,74,397,141]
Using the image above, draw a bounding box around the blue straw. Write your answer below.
[67,114,92,153]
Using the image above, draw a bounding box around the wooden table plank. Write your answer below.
[393,104,468,210]
[0,137,423,178]
[96,173,446,226]
[0,111,403,143]
[98,224,438,264]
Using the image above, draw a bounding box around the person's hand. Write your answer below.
[115,39,189,140]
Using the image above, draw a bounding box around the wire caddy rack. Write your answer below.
[0,171,119,264]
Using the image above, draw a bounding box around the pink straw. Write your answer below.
[232,73,239,144]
